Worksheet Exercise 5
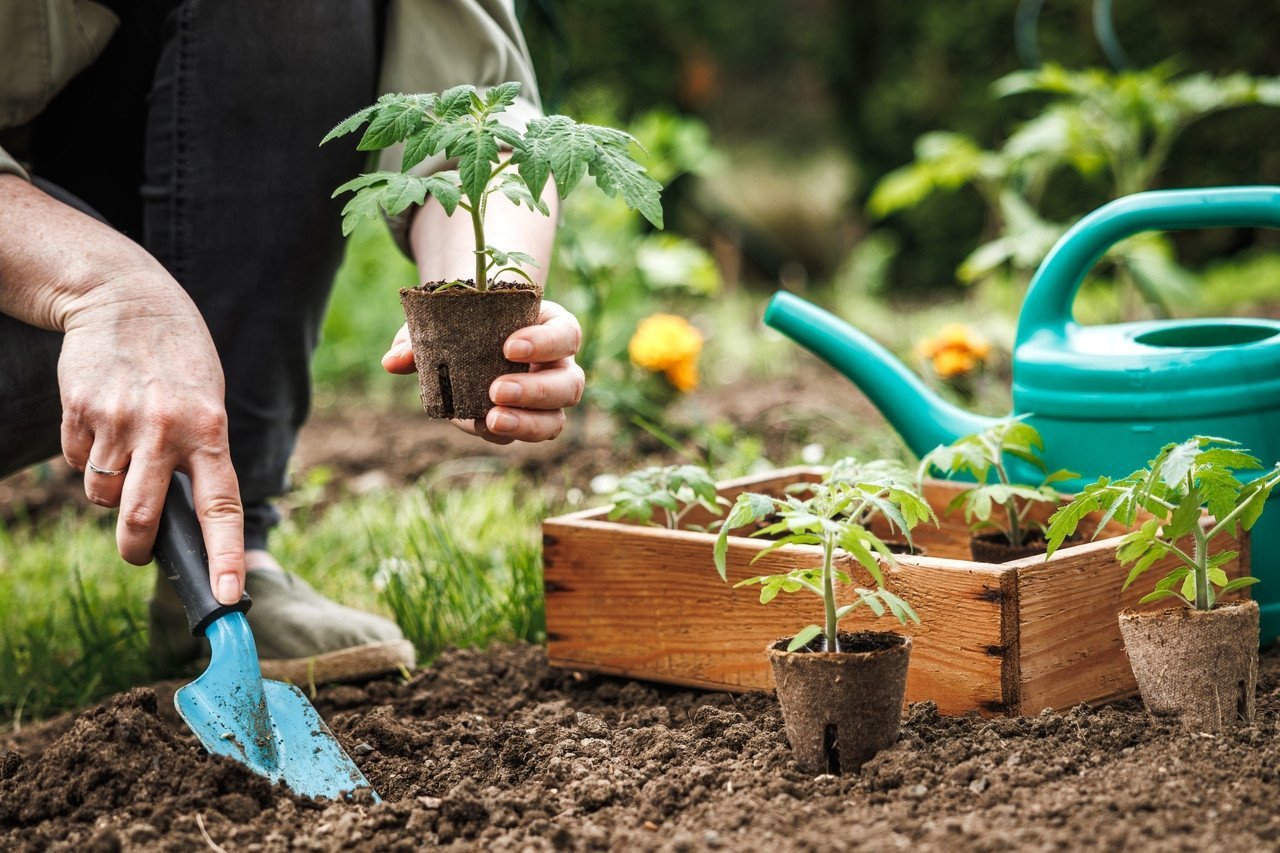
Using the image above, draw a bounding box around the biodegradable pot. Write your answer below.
[1118,599,1259,732]
[399,282,541,419]
[767,631,911,775]
[969,530,1051,563]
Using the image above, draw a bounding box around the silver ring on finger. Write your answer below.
[87,461,129,477]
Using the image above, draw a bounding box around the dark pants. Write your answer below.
[0,1,382,548]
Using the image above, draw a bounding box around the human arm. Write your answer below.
[0,175,245,604]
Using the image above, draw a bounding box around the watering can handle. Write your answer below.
[153,471,252,637]
[1017,186,1280,344]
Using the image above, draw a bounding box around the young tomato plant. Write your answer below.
[322,82,663,290]
[714,461,935,653]
[1046,436,1280,610]
[608,465,727,531]
[920,418,1076,547]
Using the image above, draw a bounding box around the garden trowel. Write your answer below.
[153,472,378,801]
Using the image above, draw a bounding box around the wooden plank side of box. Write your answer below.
[543,516,1015,716]
[1015,526,1250,714]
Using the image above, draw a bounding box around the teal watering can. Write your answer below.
[765,186,1280,641]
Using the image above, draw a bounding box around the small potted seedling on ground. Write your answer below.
[608,464,728,530]
[1046,436,1280,731]
[714,460,935,774]
[323,83,663,418]
[920,417,1076,562]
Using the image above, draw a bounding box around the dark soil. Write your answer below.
[6,642,1280,851]
[969,530,1053,563]
[787,630,905,654]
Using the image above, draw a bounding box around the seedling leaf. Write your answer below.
[787,625,823,652]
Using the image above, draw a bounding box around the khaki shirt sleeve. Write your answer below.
[0,144,31,181]
[0,0,119,129]
[378,0,544,257]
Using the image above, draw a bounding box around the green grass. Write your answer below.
[0,510,154,728]
[0,472,548,730]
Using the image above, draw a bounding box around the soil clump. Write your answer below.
[5,642,1280,850]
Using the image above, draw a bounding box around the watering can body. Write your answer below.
[765,186,1280,641]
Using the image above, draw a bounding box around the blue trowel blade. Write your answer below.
[174,612,378,801]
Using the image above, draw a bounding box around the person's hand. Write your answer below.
[382,299,585,444]
[0,176,245,606]
[59,274,246,605]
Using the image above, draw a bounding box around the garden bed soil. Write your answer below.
[5,642,1280,851]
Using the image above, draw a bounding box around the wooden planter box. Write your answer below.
[542,467,1251,716]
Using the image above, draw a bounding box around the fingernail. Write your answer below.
[492,380,522,404]
[216,573,242,605]
[385,342,410,361]
[506,339,533,359]
[489,411,519,433]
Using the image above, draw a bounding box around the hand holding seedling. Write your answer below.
[382,299,584,443]
[325,82,658,435]
[1047,436,1280,609]
[920,417,1076,548]
[714,460,933,652]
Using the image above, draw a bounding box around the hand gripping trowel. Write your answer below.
[153,472,378,801]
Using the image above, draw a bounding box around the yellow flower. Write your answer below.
[916,323,992,378]
[629,314,703,372]
[664,357,700,392]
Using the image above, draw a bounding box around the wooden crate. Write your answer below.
[542,466,1251,716]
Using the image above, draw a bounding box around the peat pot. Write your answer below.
[1118,599,1259,732]
[400,282,541,419]
[766,631,911,775]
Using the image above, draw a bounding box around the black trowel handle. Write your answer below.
[153,471,251,637]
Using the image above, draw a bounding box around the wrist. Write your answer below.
[57,263,195,333]
[0,176,186,332]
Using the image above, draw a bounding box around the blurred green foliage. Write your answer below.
[868,64,1280,312]
[552,108,724,437]
[312,219,418,406]
[521,0,1280,289]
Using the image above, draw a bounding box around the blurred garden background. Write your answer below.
[4,0,1280,725]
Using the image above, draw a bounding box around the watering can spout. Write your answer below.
[763,291,998,457]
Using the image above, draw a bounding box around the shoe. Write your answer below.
[149,565,415,685]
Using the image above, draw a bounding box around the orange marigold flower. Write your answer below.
[664,357,700,392]
[917,323,992,378]
[629,314,703,372]
[932,348,977,378]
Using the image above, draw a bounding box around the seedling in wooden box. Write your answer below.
[920,417,1076,562]
[540,466,1251,715]
[1047,436,1280,730]
[608,464,727,531]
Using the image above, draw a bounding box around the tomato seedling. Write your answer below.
[714,460,934,652]
[323,82,663,290]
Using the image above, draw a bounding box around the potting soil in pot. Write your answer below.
[5,642,1280,851]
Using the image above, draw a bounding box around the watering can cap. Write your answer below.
[1014,187,1280,420]
[1015,318,1280,419]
